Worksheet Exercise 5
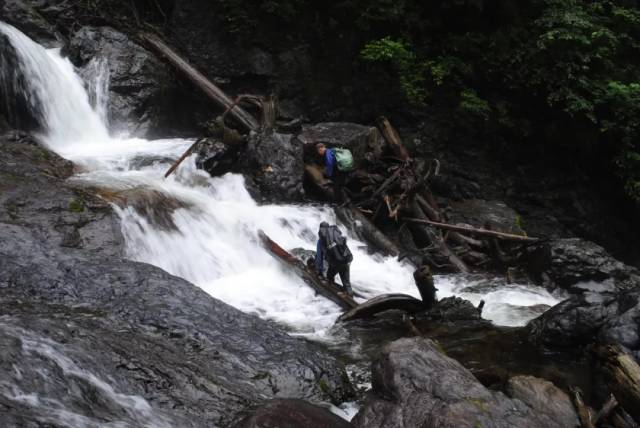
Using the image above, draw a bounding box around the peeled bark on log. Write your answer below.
[337,294,425,322]
[335,205,401,258]
[139,32,259,132]
[595,345,640,424]
[402,217,539,242]
[571,387,596,428]
[258,230,356,310]
[377,117,410,162]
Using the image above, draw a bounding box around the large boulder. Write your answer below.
[528,290,640,359]
[352,337,573,428]
[447,199,525,235]
[505,376,579,428]
[526,238,640,294]
[0,132,354,425]
[241,131,305,202]
[69,26,181,137]
[230,399,352,428]
[0,0,61,46]
[297,122,385,165]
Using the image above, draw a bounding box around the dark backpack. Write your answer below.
[321,225,353,264]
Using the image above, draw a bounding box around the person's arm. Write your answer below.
[315,239,324,274]
[325,149,335,177]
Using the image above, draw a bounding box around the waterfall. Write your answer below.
[0,21,562,337]
[0,22,109,149]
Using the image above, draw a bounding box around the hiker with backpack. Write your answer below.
[315,143,355,202]
[315,221,355,297]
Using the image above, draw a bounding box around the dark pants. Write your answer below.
[328,262,351,290]
[331,170,351,203]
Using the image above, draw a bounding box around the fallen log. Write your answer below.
[258,230,356,311]
[164,139,200,178]
[402,217,539,242]
[139,32,259,132]
[337,293,425,322]
[377,117,410,162]
[571,387,596,428]
[594,394,618,426]
[335,205,401,258]
[595,345,640,424]
[406,199,469,273]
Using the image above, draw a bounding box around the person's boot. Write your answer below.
[344,284,354,297]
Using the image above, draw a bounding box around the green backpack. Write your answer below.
[334,148,355,172]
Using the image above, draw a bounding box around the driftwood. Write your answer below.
[377,116,410,162]
[139,32,259,132]
[336,205,401,257]
[402,217,539,242]
[258,230,356,311]
[595,345,640,424]
[594,395,619,425]
[164,139,200,178]
[337,293,425,322]
[572,387,596,428]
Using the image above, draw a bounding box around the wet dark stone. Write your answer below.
[297,122,384,165]
[352,337,570,428]
[505,375,579,428]
[417,296,484,323]
[0,0,62,46]
[195,137,243,177]
[526,238,640,294]
[0,33,43,132]
[0,131,354,425]
[240,131,305,202]
[230,399,352,428]
[69,26,180,137]
[528,290,640,358]
[447,199,525,234]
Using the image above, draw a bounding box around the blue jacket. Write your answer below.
[324,148,336,177]
[315,239,325,272]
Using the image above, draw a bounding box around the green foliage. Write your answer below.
[459,89,491,120]
[357,0,640,203]
[361,37,427,106]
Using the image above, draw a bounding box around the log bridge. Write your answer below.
[258,230,428,321]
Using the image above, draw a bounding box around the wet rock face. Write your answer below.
[506,376,579,428]
[448,199,524,234]
[528,290,640,359]
[0,34,43,132]
[0,132,353,425]
[241,131,305,202]
[352,337,572,428]
[527,238,640,294]
[298,122,384,165]
[418,296,484,322]
[69,26,176,137]
[0,0,62,46]
[230,399,352,428]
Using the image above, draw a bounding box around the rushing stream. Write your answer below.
[1,21,565,423]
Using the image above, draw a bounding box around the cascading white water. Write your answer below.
[0,21,562,339]
[0,22,109,149]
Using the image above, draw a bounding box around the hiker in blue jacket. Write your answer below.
[316,143,352,202]
[315,222,354,297]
